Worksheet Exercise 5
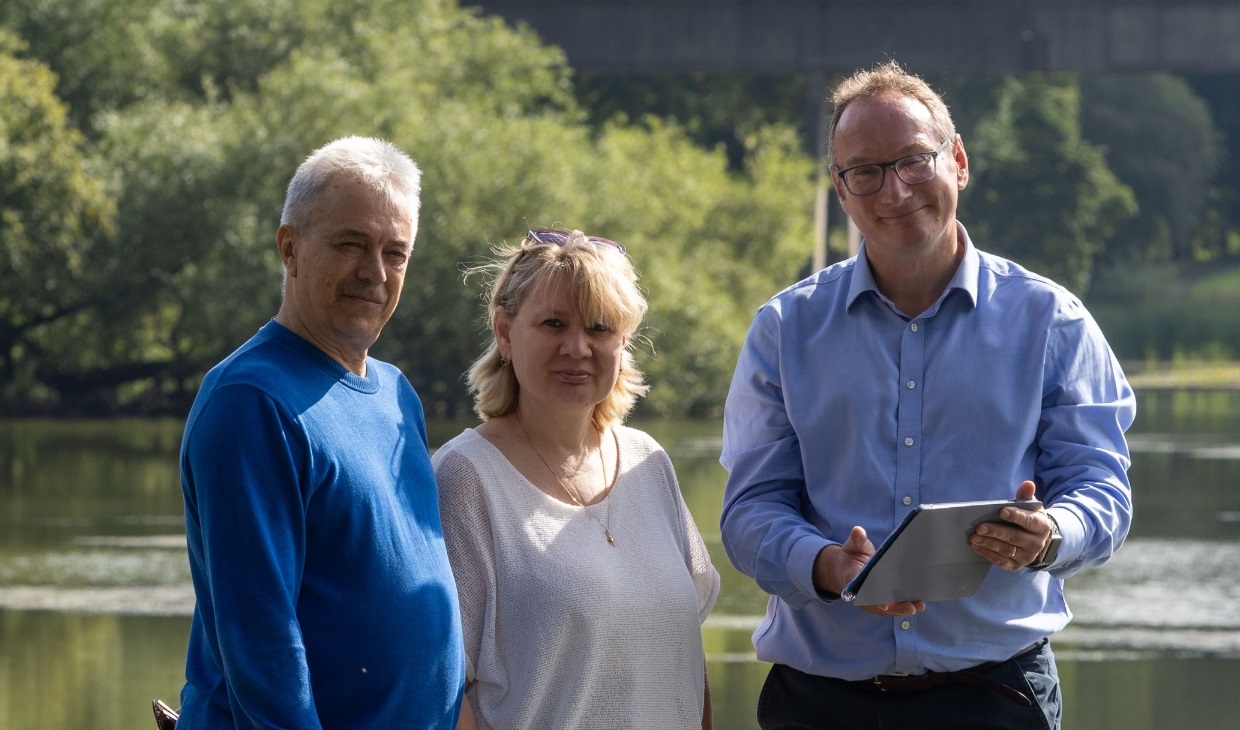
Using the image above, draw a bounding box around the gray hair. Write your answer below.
[280,136,422,236]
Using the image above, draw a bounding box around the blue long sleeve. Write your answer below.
[178,321,464,729]
[720,228,1134,679]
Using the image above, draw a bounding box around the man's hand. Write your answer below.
[969,480,1054,570]
[813,526,926,616]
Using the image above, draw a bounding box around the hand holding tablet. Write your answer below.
[842,499,1043,606]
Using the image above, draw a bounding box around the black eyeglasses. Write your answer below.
[832,138,952,196]
[525,228,626,254]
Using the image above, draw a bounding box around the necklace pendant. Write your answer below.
[606,531,616,546]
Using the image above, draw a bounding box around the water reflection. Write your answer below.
[2,392,1240,729]
[0,610,188,729]
[1059,540,1240,657]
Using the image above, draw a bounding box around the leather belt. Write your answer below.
[856,640,1045,707]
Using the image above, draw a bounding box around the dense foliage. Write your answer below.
[1080,74,1222,263]
[0,29,117,407]
[1,0,812,416]
[2,1,1235,416]
[953,74,1137,294]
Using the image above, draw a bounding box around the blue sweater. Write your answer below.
[178,321,464,729]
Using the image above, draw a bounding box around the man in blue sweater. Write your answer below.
[176,136,464,728]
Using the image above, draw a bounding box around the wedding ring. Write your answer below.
[1009,545,1018,559]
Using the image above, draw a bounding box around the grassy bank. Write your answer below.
[1088,260,1240,381]
[1123,360,1240,390]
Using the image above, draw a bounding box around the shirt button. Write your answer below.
[901,620,911,630]
[904,437,914,446]
[906,380,916,389]
[910,323,919,332]
[903,496,912,506]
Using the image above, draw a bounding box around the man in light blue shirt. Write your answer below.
[720,61,1134,730]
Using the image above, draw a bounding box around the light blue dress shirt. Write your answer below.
[720,224,1135,680]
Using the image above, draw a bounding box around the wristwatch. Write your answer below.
[1031,515,1061,570]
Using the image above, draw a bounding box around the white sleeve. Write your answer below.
[658,449,720,623]
[435,448,496,683]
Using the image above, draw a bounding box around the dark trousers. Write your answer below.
[757,640,1062,730]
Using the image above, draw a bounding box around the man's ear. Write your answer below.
[276,225,298,276]
[952,135,970,191]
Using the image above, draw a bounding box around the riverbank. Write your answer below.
[1124,361,1240,390]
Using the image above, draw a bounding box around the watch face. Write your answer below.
[1035,514,1061,569]
[1039,534,1062,568]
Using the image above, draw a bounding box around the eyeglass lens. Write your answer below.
[840,140,949,196]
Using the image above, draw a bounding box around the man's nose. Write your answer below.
[878,166,915,201]
[357,248,388,282]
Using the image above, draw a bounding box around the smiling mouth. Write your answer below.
[343,291,386,306]
[883,206,925,220]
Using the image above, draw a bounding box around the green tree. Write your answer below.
[577,72,810,169]
[1079,73,1221,262]
[74,99,274,408]
[0,0,310,131]
[956,74,1137,295]
[1186,73,1240,257]
[0,30,116,405]
[5,0,814,416]
[0,0,179,131]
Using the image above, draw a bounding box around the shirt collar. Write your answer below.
[846,221,979,313]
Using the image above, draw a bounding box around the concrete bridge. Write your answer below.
[468,0,1240,74]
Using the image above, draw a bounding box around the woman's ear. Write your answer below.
[493,306,512,359]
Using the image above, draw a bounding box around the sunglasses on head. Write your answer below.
[526,228,626,254]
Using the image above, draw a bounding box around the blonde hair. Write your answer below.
[467,231,649,431]
[827,60,957,164]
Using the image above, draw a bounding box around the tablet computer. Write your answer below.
[841,499,1042,606]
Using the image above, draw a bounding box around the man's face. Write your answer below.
[831,93,968,261]
[276,178,414,367]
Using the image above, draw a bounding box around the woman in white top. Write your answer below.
[434,228,720,730]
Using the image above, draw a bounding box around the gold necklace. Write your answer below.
[516,415,618,546]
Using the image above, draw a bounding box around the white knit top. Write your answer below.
[433,426,720,730]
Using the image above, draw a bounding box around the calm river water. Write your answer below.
[2,389,1239,729]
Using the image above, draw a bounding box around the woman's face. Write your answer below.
[496,273,627,416]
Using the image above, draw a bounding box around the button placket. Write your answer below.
[893,317,925,671]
